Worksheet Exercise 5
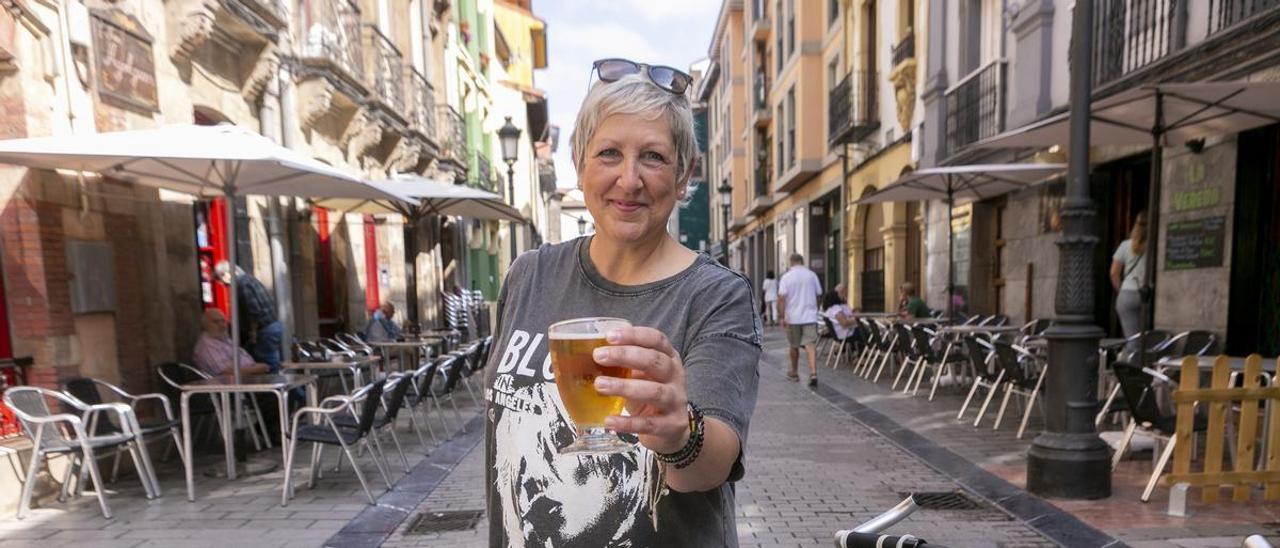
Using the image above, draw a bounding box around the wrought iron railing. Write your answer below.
[1208,0,1280,34]
[437,105,466,163]
[363,25,405,114]
[1091,0,1179,88]
[754,162,770,198]
[944,60,1005,156]
[892,31,915,66]
[828,70,878,144]
[407,68,436,140]
[298,0,364,80]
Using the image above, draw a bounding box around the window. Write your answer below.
[775,0,783,75]
[786,86,796,168]
[829,0,839,26]
[776,104,785,175]
[786,0,795,59]
[827,59,838,92]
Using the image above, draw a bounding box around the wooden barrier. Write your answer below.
[1162,355,1280,502]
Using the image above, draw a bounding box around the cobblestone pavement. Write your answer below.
[382,328,1056,548]
[0,378,483,548]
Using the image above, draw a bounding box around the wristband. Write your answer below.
[656,402,704,469]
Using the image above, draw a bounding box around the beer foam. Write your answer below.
[547,331,611,340]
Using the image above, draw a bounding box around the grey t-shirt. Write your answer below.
[485,236,762,547]
[1112,239,1146,292]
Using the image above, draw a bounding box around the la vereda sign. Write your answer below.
[91,9,159,113]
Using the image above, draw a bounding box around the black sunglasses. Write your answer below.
[591,58,692,95]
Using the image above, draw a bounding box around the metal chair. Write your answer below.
[332,373,415,472]
[1107,361,1210,502]
[281,379,390,506]
[404,357,449,445]
[4,387,159,519]
[989,342,1046,439]
[62,377,186,482]
[156,362,271,451]
[335,333,375,356]
[957,336,1001,424]
[822,316,854,370]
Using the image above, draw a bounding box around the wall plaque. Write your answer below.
[1165,216,1226,271]
[90,9,158,112]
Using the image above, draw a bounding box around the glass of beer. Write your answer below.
[548,317,635,454]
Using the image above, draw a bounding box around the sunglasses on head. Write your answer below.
[591,58,692,95]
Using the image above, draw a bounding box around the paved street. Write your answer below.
[380,328,1056,547]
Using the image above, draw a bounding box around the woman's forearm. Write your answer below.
[664,417,739,493]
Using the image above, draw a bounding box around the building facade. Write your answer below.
[0,0,551,512]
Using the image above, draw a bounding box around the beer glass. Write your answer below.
[548,317,636,454]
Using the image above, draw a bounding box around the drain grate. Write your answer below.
[903,491,985,511]
[404,509,484,534]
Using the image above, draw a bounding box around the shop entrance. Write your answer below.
[1228,124,1280,356]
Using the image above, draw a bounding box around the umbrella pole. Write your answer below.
[946,188,954,320]
[1139,93,1164,369]
[225,178,247,474]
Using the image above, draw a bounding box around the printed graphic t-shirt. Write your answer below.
[485,236,762,547]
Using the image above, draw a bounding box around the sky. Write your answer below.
[533,0,721,191]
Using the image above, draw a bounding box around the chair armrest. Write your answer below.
[130,393,177,420]
[290,403,352,428]
[83,402,141,434]
[23,412,84,427]
[1141,366,1178,387]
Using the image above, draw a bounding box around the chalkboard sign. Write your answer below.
[1165,216,1226,270]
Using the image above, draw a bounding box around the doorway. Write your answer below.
[1090,153,1150,337]
[1228,124,1280,356]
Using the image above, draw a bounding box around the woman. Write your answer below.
[1111,212,1147,348]
[822,286,857,341]
[485,62,761,547]
[762,270,779,326]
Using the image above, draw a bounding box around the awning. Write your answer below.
[312,174,525,223]
[974,81,1280,149]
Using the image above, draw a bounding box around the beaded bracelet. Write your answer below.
[656,402,705,469]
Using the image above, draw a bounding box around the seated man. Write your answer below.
[363,301,402,342]
[822,284,858,341]
[897,282,930,319]
[193,308,271,377]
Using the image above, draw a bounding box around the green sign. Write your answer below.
[1165,216,1226,270]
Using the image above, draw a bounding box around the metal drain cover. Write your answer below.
[904,491,985,510]
[404,509,484,534]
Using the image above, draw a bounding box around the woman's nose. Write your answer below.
[616,157,643,191]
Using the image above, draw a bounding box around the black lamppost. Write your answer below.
[1027,0,1111,499]
[577,216,587,237]
[717,182,732,265]
[498,116,522,263]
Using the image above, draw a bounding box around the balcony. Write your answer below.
[1209,0,1280,34]
[407,68,437,142]
[363,25,406,117]
[1091,0,1179,89]
[298,0,364,84]
[753,72,771,127]
[892,31,915,67]
[944,60,1005,157]
[828,71,879,145]
[751,0,771,42]
[437,105,466,166]
[237,0,287,28]
[750,161,773,215]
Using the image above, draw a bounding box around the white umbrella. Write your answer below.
[312,174,525,222]
[972,81,1280,331]
[0,124,416,386]
[855,163,1066,317]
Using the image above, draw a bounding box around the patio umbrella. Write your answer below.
[311,174,525,326]
[311,174,525,222]
[0,124,416,386]
[973,81,1280,331]
[855,163,1066,318]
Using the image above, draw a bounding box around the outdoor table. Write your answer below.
[368,340,431,372]
[179,374,317,501]
[281,355,381,391]
[851,312,900,319]
[940,325,1022,335]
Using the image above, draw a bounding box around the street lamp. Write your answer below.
[498,116,522,263]
[577,216,587,237]
[717,182,732,266]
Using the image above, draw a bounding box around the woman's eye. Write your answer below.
[597,148,621,159]
[642,151,667,163]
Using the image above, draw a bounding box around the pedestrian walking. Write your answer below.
[215,261,283,374]
[777,253,822,386]
[762,270,778,326]
[1111,212,1147,350]
[484,62,761,547]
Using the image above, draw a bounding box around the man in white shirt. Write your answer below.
[777,253,822,386]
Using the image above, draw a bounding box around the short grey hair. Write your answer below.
[789,253,804,265]
[214,260,243,278]
[570,73,699,186]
